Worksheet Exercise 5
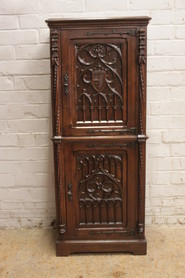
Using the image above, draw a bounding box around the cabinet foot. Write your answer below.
[56,238,147,256]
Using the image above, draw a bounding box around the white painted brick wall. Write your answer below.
[0,0,184,227]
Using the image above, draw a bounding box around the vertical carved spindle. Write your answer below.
[138,28,146,236]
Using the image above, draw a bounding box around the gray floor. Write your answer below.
[0,227,185,277]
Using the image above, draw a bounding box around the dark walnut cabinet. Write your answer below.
[46,17,151,256]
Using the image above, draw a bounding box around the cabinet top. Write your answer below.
[46,16,151,28]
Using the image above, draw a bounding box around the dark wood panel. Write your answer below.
[62,32,138,136]
[63,141,138,240]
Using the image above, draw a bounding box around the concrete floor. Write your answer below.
[0,227,185,278]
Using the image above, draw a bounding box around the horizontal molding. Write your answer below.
[51,134,149,143]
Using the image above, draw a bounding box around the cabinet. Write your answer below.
[46,17,151,256]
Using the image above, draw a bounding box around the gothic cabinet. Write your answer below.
[46,17,150,256]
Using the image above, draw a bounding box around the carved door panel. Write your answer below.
[61,30,138,136]
[64,141,138,238]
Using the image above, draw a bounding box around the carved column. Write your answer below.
[138,28,147,236]
[50,29,66,236]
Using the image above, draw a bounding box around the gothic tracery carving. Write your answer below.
[77,154,125,225]
[75,43,124,123]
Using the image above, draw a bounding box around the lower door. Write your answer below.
[64,140,138,239]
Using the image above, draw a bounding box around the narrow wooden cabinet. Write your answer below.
[46,17,150,256]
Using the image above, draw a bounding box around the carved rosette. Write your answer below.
[138,29,147,236]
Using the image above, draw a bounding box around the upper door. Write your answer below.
[61,28,138,136]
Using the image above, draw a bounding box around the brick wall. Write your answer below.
[0,0,184,227]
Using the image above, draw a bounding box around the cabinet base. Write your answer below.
[56,238,147,256]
